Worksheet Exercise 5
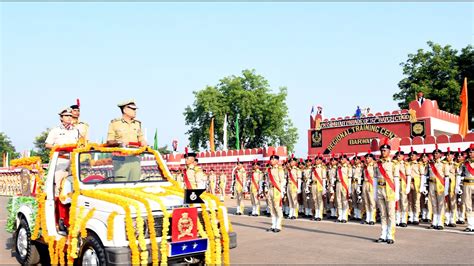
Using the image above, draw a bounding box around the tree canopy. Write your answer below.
[0,132,19,166]
[33,129,50,164]
[393,41,473,128]
[184,69,298,152]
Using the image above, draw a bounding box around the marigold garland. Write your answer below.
[80,208,96,238]
[107,211,118,241]
[17,143,234,266]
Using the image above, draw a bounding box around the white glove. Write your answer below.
[405,185,411,195]
[456,175,463,195]
[356,187,361,195]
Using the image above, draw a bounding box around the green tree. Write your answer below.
[393,42,473,128]
[184,69,298,152]
[33,129,50,164]
[0,132,19,166]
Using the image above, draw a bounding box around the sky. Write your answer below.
[0,2,472,157]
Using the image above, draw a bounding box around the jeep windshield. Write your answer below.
[78,151,166,184]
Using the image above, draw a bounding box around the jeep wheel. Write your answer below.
[78,235,107,266]
[14,218,40,265]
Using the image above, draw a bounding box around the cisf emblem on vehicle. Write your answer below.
[172,207,198,242]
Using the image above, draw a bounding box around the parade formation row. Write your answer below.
[170,142,474,244]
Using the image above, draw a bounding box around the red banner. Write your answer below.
[171,207,198,242]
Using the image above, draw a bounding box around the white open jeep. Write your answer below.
[11,144,237,265]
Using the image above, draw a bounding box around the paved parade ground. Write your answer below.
[1,195,473,265]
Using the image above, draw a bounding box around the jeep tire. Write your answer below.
[14,218,41,265]
[77,235,107,266]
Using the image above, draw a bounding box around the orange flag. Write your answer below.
[459,77,469,137]
[209,117,215,152]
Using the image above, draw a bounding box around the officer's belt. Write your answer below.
[463,179,474,183]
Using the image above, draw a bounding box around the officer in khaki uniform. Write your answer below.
[375,141,399,245]
[266,154,285,232]
[327,157,338,219]
[407,149,421,225]
[394,150,411,227]
[287,157,301,219]
[107,100,147,181]
[302,159,313,218]
[207,169,217,195]
[233,160,246,215]
[70,101,89,140]
[218,169,227,201]
[460,144,474,232]
[336,155,352,223]
[311,155,327,221]
[425,147,448,230]
[444,149,457,227]
[249,161,263,216]
[351,155,363,221]
[362,152,377,225]
[183,152,206,190]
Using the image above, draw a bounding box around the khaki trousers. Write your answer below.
[377,185,396,240]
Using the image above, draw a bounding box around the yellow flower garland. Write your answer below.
[23,143,233,265]
[107,212,118,241]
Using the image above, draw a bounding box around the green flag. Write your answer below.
[153,129,158,150]
[235,113,240,150]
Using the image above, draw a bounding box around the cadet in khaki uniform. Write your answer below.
[302,159,313,218]
[327,157,338,219]
[407,149,421,225]
[312,155,327,221]
[455,151,466,224]
[425,147,448,230]
[107,100,147,181]
[375,141,399,245]
[287,157,301,219]
[394,150,411,227]
[70,101,89,140]
[182,152,206,190]
[460,145,474,232]
[266,154,285,232]
[233,160,246,215]
[249,161,263,216]
[207,169,217,195]
[363,152,376,225]
[419,152,432,222]
[444,149,457,227]
[351,155,363,221]
[336,155,352,223]
[218,169,227,202]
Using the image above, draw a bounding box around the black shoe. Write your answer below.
[463,228,473,232]
[266,228,274,232]
[310,217,315,221]
[375,238,386,243]
[437,226,444,230]
[341,220,347,223]
[396,223,400,227]
[407,221,413,225]
[427,219,432,223]
[235,212,241,215]
[291,216,296,220]
[336,219,342,223]
[457,220,465,224]
[400,223,407,227]
[413,221,420,225]
[316,218,322,221]
[273,229,281,233]
[369,221,375,225]
[248,212,253,216]
[447,223,456,227]
[386,239,395,244]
